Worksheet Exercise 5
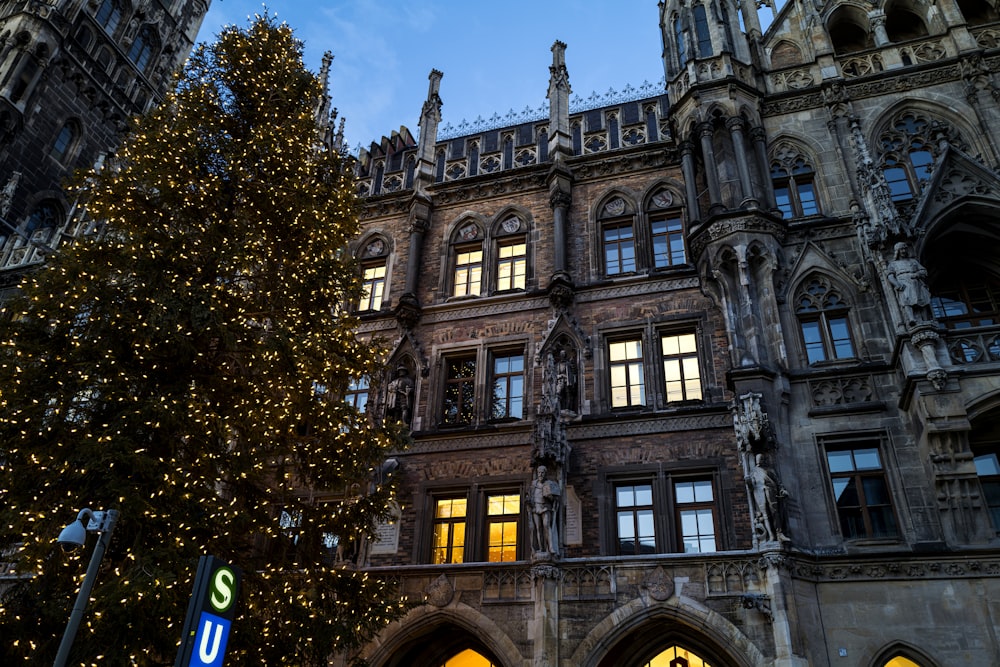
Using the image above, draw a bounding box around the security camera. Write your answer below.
[57,510,94,552]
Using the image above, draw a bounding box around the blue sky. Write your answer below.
[197,2,674,152]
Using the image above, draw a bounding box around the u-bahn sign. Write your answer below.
[174,555,241,667]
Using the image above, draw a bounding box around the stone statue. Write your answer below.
[554,348,577,412]
[886,241,931,325]
[745,453,789,543]
[385,365,414,425]
[529,465,561,556]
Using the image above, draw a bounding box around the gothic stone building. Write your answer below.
[342,1,1000,666]
[0,0,210,294]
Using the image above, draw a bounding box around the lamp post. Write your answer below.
[53,508,119,667]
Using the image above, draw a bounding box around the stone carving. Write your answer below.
[425,574,454,607]
[746,453,789,544]
[0,171,20,219]
[644,566,674,601]
[733,393,789,545]
[886,242,931,325]
[603,197,626,217]
[529,465,562,557]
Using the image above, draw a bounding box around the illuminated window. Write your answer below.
[431,497,466,564]
[826,444,898,539]
[616,483,655,555]
[442,650,496,667]
[486,493,519,562]
[675,478,717,553]
[360,262,386,312]
[609,339,645,407]
[796,276,855,364]
[496,240,526,291]
[453,247,483,297]
[661,332,701,402]
[442,356,476,425]
[491,352,524,420]
[883,657,922,667]
[645,645,713,667]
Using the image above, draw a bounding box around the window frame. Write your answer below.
[430,495,468,564]
[602,219,637,276]
[602,466,726,556]
[973,444,1000,533]
[359,260,387,312]
[452,243,483,298]
[127,25,157,73]
[440,354,478,427]
[494,237,527,293]
[489,350,525,422]
[95,0,123,34]
[51,120,80,163]
[770,158,820,219]
[483,490,522,562]
[823,438,900,541]
[794,276,857,365]
[659,330,703,404]
[608,337,646,409]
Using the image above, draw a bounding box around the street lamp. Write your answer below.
[53,508,119,667]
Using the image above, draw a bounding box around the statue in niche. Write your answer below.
[529,465,561,557]
[541,342,578,414]
[554,347,577,412]
[745,453,789,543]
[385,365,414,425]
[886,241,931,325]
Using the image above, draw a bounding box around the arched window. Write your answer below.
[957,0,1000,25]
[74,24,94,50]
[674,15,688,65]
[95,0,122,34]
[770,147,819,218]
[127,25,157,72]
[878,112,957,201]
[885,5,930,42]
[828,7,874,54]
[693,5,712,57]
[51,120,80,162]
[795,275,856,364]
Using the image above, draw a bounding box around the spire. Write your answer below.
[415,69,443,190]
[547,41,572,163]
[314,52,337,149]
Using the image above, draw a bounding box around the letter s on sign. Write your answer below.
[209,566,235,614]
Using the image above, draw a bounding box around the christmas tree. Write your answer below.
[0,16,406,666]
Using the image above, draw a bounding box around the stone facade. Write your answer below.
[0,0,210,292]
[342,1,1000,666]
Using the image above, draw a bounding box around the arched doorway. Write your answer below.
[595,623,739,667]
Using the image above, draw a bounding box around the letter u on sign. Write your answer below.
[190,612,231,667]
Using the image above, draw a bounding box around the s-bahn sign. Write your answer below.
[174,555,241,667]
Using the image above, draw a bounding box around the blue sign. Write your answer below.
[174,556,241,667]
[189,612,232,667]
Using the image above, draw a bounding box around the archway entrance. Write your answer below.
[379,623,504,667]
[595,623,738,667]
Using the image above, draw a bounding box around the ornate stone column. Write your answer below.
[727,116,756,206]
